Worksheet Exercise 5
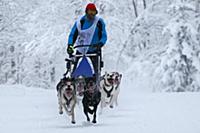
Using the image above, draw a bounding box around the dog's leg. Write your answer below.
[63,105,69,115]
[71,107,76,124]
[92,105,98,123]
[115,93,119,106]
[109,95,114,108]
[57,84,63,114]
[58,93,63,114]
[83,106,90,122]
[115,87,120,106]
[71,99,76,124]
[59,104,63,114]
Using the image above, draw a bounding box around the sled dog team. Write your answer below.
[56,72,122,124]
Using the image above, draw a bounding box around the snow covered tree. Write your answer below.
[0,0,29,84]
[155,2,200,92]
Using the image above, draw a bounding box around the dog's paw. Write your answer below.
[59,110,63,115]
[87,118,90,122]
[92,120,97,123]
[71,121,76,124]
[110,105,114,108]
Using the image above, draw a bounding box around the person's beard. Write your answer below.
[87,14,95,20]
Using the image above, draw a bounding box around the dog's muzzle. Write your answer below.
[108,78,114,85]
[87,82,95,95]
[64,88,73,97]
[114,77,120,84]
[88,88,95,94]
[77,83,84,96]
[77,86,84,96]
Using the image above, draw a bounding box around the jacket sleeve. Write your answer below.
[99,18,107,45]
[68,22,78,46]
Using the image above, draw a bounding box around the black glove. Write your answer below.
[98,42,104,48]
[67,45,74,55]
[92,43,104,49]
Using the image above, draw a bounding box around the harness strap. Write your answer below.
[63,95,73,106]
[103,85,114,98]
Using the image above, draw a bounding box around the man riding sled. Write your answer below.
[67,3,107,79]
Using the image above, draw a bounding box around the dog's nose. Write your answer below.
[67,85,71,88]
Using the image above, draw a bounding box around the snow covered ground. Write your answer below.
[0,85,200,133]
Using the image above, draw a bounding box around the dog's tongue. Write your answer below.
[108,79,114,85]
[65,90,72,97]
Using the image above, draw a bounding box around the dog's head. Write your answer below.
[61,77,75,98]
[85,78,96,96]
[112,72,122,86]
[103,72,115,86]
[75,76,86,97]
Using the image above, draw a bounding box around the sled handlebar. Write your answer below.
[74,53,98,57]
[65,44,102,62]
[71,44,102,57]
[73,44,101,49]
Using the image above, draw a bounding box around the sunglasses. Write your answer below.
[87,10,97,15]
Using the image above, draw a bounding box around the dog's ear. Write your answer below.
[61,78,65,82]
[71,78,76,85]
[105,71,107,75]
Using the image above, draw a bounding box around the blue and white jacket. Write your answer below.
[68,15,107,52]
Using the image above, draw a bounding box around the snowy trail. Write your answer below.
[0,85,200,133]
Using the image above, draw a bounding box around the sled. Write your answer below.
[63,45,103,90]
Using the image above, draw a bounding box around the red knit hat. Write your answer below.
[86,3,97,11]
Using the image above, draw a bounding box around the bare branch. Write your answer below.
[143,0,147,9]
[132,0,138,18]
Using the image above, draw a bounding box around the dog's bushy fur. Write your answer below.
[100,72,122,112]
[56,77,76,124]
